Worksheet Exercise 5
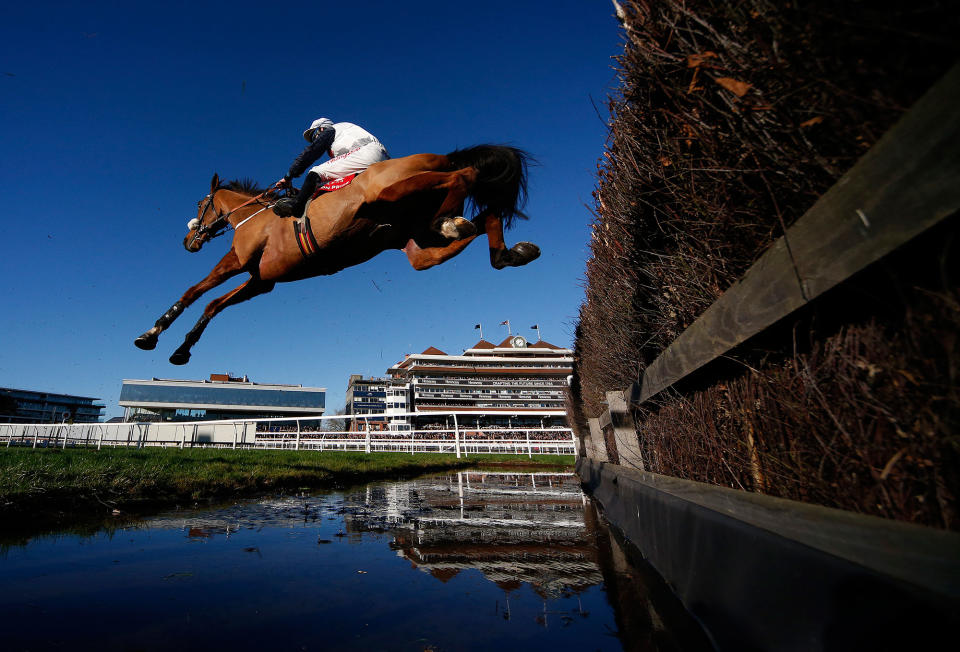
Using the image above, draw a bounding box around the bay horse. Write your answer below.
[134,145,541,365]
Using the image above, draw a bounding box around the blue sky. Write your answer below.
[0,1,621,418]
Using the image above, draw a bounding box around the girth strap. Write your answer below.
[293,216,321,258]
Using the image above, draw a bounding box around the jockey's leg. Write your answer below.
[279,142,389,221]
[275,171,323,218]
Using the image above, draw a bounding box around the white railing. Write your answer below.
[0,410,576,458]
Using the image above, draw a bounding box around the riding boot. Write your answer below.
[275,171,323,218]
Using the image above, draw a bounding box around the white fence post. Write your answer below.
[453,414,461,459]
[296,419,301,451]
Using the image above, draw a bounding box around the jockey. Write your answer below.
[274,118,390,218]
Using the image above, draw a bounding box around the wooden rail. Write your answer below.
[635,63,960,404]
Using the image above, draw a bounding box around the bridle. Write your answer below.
[188,189,276,248]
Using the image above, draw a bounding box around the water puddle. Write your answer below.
[0,471,710,651]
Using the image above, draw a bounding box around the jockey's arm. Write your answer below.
[287,128,336,180]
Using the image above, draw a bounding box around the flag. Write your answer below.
[474,324,481,329]
[500,320,508,325]
[530,324,539,329]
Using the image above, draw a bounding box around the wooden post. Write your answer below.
[97,425,104,451]
[586,418,609,463]
[602,390,643,470]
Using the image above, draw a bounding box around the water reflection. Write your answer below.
[0,471,709,651]
[342,472,601,605]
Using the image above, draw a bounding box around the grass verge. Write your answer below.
[0,447,574,517]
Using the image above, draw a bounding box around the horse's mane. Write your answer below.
[217,178,268,196]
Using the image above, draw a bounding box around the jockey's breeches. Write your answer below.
[310,142,389,183]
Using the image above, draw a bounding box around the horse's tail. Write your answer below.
[445,145,533,229]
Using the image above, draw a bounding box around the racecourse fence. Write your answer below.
[0,410,576,458]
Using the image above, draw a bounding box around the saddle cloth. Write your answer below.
[314,173,357,197]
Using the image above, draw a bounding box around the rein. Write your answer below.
[194,189,276,241]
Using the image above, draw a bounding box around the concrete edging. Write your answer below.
[577,457,960,650]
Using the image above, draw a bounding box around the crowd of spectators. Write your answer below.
[254,423,572,443]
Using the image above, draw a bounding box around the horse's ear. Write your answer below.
[210,173,219,192]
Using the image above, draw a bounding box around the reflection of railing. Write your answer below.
[0,410,575,457]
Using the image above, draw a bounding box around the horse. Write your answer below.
[134,144,541,365]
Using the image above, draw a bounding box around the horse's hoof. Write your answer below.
[169,351,191,365]
[511,242,541,265]
[491,242,541,269]
[134,334,157,351]
[439,216,477,240]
